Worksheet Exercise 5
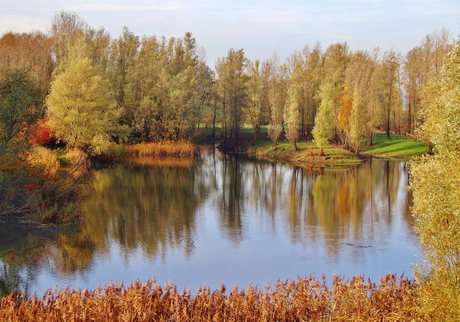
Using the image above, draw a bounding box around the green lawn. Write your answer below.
[361,133,428,160]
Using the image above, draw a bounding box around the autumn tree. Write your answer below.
[348,87,366,152]
[379,51,402,138]
[301,43,324,138]
[50,11,88,66]
[323,43,349,143]
[1,31,54,101]
[337,84,352,144]
[344,50,380,146]
[266,53,285,149]
[46,54,124,155]
[215,49,249,143]
[0,69,39,157]
[403,29,452,137]
[410,38,460,321]
[284,73,302,150]
[312,82,335,152]
[245,60,265,142]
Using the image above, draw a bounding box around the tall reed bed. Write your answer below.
[124,141,197,157]
[0,274,424,321]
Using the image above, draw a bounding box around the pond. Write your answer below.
[0,148,421,297]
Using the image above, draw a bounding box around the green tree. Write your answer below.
[46,56,124,155]
[410,39,460,320]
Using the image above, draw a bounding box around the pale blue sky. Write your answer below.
[1,0,459,66]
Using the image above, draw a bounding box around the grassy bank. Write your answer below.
[360,133,428,160]
[0,274,422,321]
[198,127,428,167]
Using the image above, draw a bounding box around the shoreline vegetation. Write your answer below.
[0,274,421,321]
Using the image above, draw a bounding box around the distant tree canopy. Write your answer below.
[0,11,455,154]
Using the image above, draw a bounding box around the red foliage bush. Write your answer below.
[29,118,52,146]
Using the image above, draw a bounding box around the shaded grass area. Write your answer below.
[361,133,428,160]
[0,274,423,321]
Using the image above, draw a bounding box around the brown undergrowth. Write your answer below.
[124,141,197,157]
[0,274,423,321]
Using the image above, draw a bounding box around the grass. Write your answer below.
[0,274,423,321]
[361,133,428,160]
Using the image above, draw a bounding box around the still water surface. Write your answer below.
[0,149,421,296]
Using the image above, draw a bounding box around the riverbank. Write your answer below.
[200,128,428,167]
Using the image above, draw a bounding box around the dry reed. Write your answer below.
[124,141,197,157]
[0,274,425,321]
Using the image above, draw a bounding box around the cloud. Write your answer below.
[0,14,47,33]
[67,3,192,12]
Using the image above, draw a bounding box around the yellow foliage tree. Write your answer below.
[410,39,460,320]
[46,55,124,155]
[338,84,352,134]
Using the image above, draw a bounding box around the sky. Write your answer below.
[1,0,459,67]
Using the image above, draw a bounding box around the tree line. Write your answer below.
[0,11,454,157]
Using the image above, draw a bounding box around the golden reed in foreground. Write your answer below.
[0,274,424,321]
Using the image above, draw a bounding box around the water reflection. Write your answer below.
[0,151,419,296]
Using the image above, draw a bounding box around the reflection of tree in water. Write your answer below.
[81,161,207,261]
[1,158,208,297]
[293,160,409,254]
[214,154,244,245]
[0,222,82,297]
[217,158,412,257]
